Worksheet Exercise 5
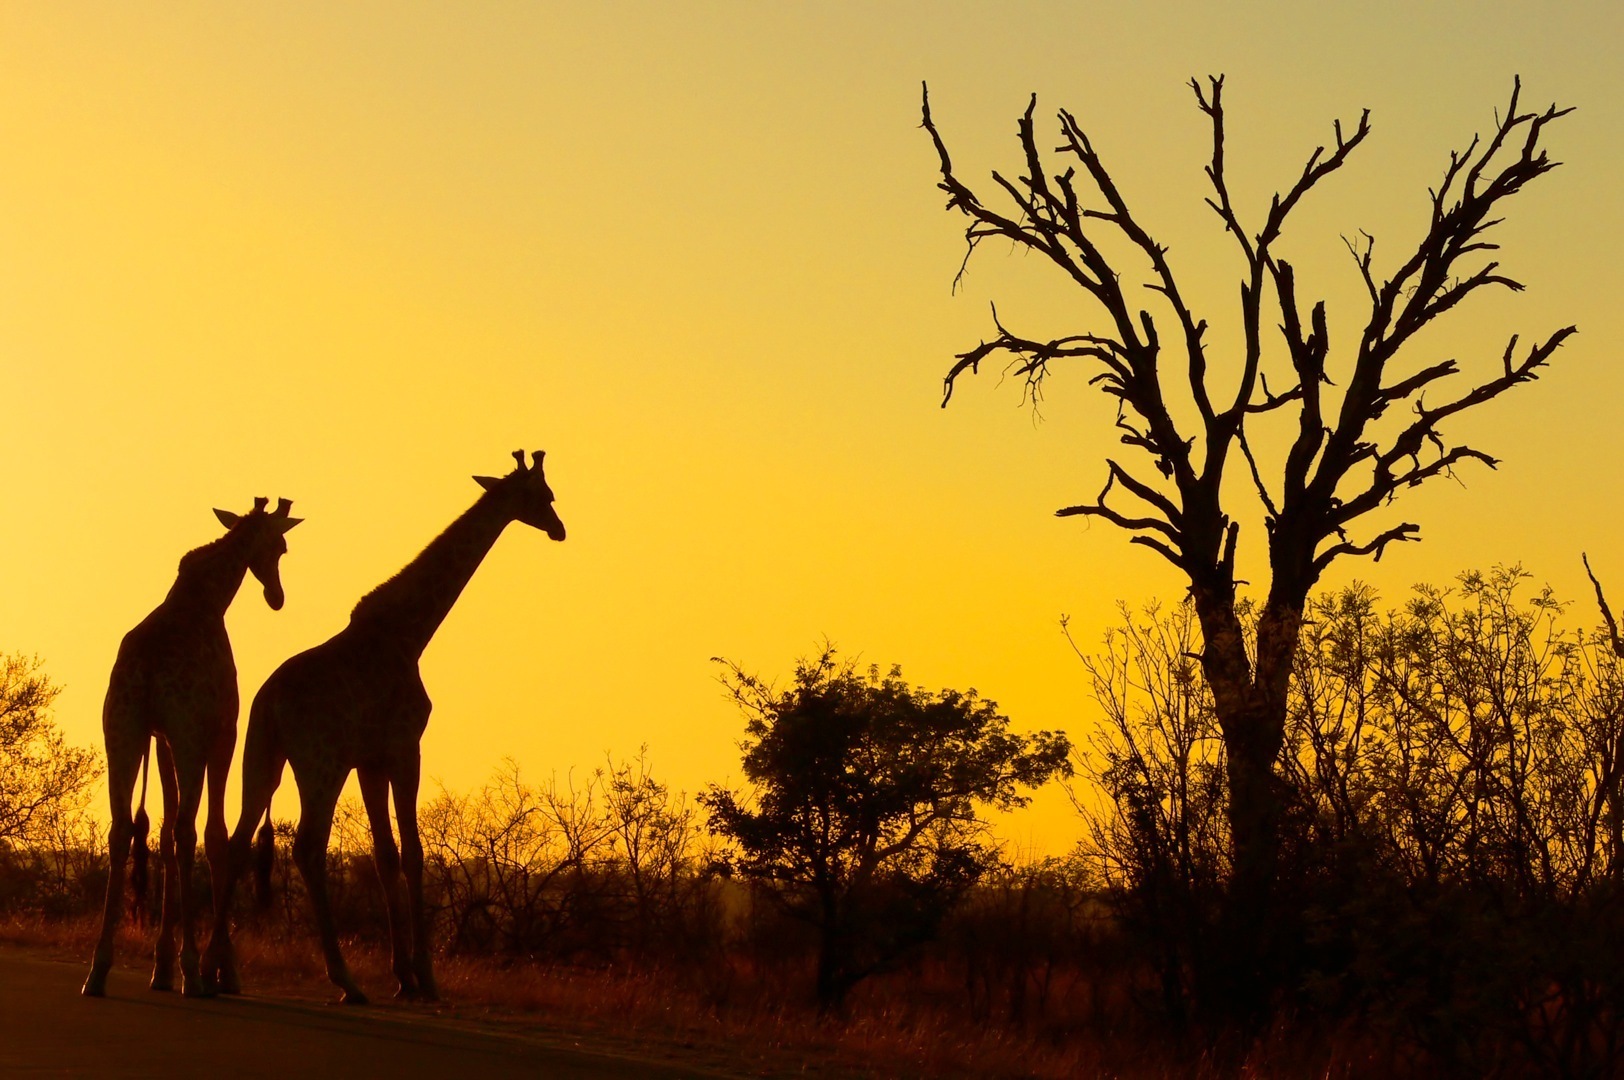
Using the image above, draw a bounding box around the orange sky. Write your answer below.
[2,3,1620,854]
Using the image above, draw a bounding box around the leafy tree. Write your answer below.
[700,646,1071,1009]
[0,653,100,847]
[923,77,1575,1010]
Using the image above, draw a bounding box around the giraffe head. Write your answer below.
[474,450,566,542]
[212,497,303,610]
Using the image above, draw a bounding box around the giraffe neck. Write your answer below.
[165,530,252,619]
[348,490,513,658]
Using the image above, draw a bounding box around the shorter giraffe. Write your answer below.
[204,451,564,1002]
[83,497,301,998]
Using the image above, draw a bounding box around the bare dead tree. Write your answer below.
[923,76,1575,1011]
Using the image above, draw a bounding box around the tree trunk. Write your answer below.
[815,924,853,1012]
[814,889,850,1013]
[1192,586,1303,1021]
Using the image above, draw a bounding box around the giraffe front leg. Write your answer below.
[201,817,239,994]
[200,744,240,994]
[150,743,181,992]
[173,762,211,998]
[202,822,259,995]
[150,819,179,991]
[293,776,368,1005]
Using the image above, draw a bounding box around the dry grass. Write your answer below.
[2,912,1384,1079]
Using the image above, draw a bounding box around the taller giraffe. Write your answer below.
[82,497,302,998]
[204,451,565,1002]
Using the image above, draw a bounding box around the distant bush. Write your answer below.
[225,749,735,987]
[0,653,102,914]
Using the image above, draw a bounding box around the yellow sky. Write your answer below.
[2,3,1620,854]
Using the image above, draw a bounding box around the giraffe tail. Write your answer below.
[128,740,151,927]
[253,809,276,910]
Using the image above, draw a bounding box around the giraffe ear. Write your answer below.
[473,475,501,491]
[214,509,242,529]
[278,517,304,533]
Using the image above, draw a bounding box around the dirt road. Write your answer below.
[0,951,734,1078]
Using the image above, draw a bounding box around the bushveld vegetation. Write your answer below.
[1077,567,1624,1077]
[6,567,1624,1076]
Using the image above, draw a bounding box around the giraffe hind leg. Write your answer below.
[83,727,145,997]
[359,767,417,998]
[393,757,437,1002]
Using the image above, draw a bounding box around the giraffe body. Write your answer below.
[205,451,564,1003]
[82,499,301,998]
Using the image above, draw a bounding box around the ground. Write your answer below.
[0,946,754,1079]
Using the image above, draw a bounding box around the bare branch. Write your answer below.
[1243,372,1305,415]
[1191,75,1251,260]
[1236,425,1280,524]
[1053,108,1215,425]
[1258,107,1372,248]
[1054,464,1182,542]
[1348,327,1576,512]
[1312,522,1421,574]
[1584,553,1624,659]
[941,308,1131,407]
[1379,360,1461,407]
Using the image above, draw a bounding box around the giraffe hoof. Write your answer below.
[182,978,215,999]
[340,988,369,1006]
[149,974,174,993]
[81,974,108,998]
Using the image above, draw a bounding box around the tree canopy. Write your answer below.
[701,646,1070,1007]
[0,653,99,848]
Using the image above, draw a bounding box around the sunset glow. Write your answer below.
[2,3,1620,854]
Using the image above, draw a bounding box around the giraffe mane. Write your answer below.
[176,528,244,578]
[347,498,489,625]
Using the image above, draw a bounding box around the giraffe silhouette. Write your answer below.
[203,451,565,1002]
[82,497,302,998]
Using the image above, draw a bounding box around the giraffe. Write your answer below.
[82,497,302,998]
[203,451,565,1003]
